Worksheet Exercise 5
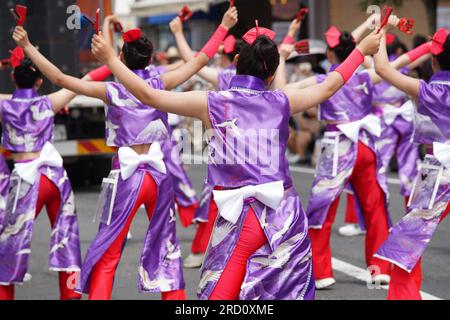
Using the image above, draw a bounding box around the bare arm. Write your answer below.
[284,72,344,114]
[161,54,212,91]
[284,76,318,90]
[47,73,92,113]
[0,94,12,101]
[170,17,219,86]
[374,29,420,99]
[93,35,210,125]
[162,60,185,72]
[102,15,118,49]
[13,26,107,102]
[272,44,294,90]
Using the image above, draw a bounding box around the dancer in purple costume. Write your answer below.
[93,16,382,299]
[373,27,450,300]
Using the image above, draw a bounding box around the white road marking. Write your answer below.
[332,258,441,300]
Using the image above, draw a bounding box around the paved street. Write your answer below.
[14,164,450,300]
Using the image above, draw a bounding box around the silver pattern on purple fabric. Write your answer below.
[198,75,314,300]
[1,89,54,153]
[0,165,81,285]
[104,71,170,148]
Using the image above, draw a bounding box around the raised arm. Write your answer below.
[374,28,421,99]
[170,17,218,86]
[285,32,382,114]
[162,7,238,90]
[272,43,294,89]
[13,26,107,102]
[93,33,210,125]
[102,15,121,49]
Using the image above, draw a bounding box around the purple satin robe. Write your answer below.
[307,68,391,229]
[199,75,314,300]
[79,70,186,294]
[1,89,54,153]
[105,69,197,210]
[376,71,450,272]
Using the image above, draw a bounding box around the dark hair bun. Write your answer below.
[330,31,356,62]
[236,35,280,80]
[13,58,42,89]
[339,32,355,47]
[122,36,154,70]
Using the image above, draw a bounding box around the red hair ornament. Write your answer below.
[123,29,142,43]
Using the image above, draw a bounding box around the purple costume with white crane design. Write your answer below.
[372,58,419,197]
[195,66,237,223]
[375,71,450,272]
[306,67,391,230]
[77,70,185,294]
[198,75,314,300]
[0,89,81,285]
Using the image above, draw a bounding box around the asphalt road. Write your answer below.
[13,164,450,300]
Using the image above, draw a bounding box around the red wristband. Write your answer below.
[282,35,295,45]
[88,65,112,81]
[201,25,229,59]
[406,42,431,63]
[335,49,365,82]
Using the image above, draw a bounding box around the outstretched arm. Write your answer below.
[13,26,107,103]
[93,34,210,125]
[272,44,294,89]
[170,18,219,87]
[286,32,382,114]
[162,6,238,90]
[374,29,421,99]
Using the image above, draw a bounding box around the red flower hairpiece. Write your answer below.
[9,47,25,69]
[242,20,276,45]
[324,26,341,49]
[430,28,449,55]
[123,28,142,43]
[223,35,236,54]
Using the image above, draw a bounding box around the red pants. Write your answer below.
[345,194,358,224]
[0,175,81,300]
[88,173,185,300]
[309,142,391,280]
[388,202,450,300]
[177,201,198,228]
[191,198,219,254]
[209,208,267,300]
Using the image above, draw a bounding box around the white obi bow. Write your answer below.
[433,142,450,170]
[383,100,414,126]
[337,114,381,143]
[15,142,63,184]
[118,142,166,180]
[212,181,284,224]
